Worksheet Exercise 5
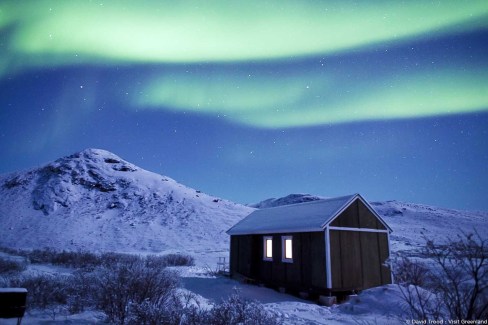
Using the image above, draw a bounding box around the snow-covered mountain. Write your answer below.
[249,193,326,208]
[0,149,253,258]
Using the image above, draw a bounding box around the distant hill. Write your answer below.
[249,193,326,208]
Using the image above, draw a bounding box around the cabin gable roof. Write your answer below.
[227,193,391,235]
[326,195,391,231]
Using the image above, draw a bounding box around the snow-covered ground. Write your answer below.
[7,260,407,325]
[180,275,405,324]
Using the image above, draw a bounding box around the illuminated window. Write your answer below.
[282,236,293,263]
[263,236,273,261]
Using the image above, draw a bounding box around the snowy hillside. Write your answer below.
[0,149,252,259]
[371,200,488,254]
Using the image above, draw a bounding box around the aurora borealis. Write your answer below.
[1,1,488,210]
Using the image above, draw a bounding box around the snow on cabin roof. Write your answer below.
[0,288,28,293]
[227,194,359,235]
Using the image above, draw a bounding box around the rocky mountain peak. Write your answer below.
[0,149,252,254]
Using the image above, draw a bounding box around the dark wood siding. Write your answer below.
[358,200,386,230]
[360,232,382,288]
[239,235,251,276]
[330,230,391,291]
[272,235,285,284]
[285,234,301,287]
[339,230,363,289]
[270,232,326,290]
[330,230,342,288]
[378,233,392,284]
[330,200,360,228]
[230,236,239,276]
[229,235,257,278]
[309,232,326,289]
[259,237,273,283]
[230,232,326,292]
[330,198,387,230]
[300,233,312,288]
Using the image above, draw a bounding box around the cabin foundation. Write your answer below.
[319,295,337,306]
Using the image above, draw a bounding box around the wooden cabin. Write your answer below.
[226,194,392,295]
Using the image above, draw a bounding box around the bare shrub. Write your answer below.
[0,275,9,286]
[203,292,281,325]
[8,274,71,310]
[0,248,195,269]
[396,231,488,320]
[146,254,195,269]
[128,292,185,325]
[393,256,429,287]
[96,259,180,325]
[100,252,142,268]
[425,231,488,320]
[66,269,101,313]
[0,247,54,264]
[26,248,58,264]
[0,248,202,323]
[0,256,27,274]
[1,273,73,320]
[0,246,23,255]
[50,250,102,268]
[397,283,444,321]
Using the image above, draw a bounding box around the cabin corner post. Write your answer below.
[325,226,332,289]
[387,231,394,284]
[229,235,232,277]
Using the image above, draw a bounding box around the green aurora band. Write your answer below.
[1,0,488,127]
[2,1,487,63]
[134,66,488,128]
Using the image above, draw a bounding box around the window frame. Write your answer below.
[281,235,293,263]
[263,236,273,261]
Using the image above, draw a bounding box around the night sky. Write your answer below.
[1,1,487,211]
